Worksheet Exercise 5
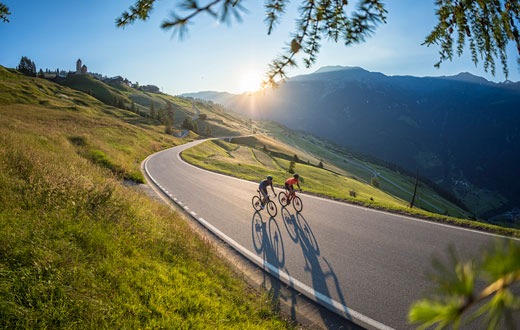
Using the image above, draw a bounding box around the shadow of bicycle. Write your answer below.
[251,211,285,269]
[280,207,355,328]
[281,207,319,255]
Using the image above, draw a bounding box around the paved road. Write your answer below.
[144,140,516,329]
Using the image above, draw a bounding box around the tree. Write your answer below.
[0,2,9,23]
[164,124,173,135]
[203,124,212,137]
[181,117,195,131]
[114,0,520,86]
[288,161,295,174]
[425,1,520,78]
[150,102,157,120]
[2,1,519,83]
[168,109,175,124]
[16,56,36,77]
[165,101,175,122]
[409,241,520,329]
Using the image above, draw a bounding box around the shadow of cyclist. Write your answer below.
[280,208,354,327]
[251,211,285,269]
[250,211,289,311]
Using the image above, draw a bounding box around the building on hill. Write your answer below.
[139,84,160,93]
[41,68,67,80]
[76,59,87,74]
[40,59,88,80]
[89,72,104,80]
[103,75,132,87]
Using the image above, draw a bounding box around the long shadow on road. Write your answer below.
[250,208,364,329]
[281,207,352,324]
[251,212,287,311]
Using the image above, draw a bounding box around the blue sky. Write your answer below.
[1,1,519,95]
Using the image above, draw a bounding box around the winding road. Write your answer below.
[143,139,516,330]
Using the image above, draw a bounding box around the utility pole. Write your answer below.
[410,170,419,208]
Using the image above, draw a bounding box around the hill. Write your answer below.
[0,65,292,328]
[187,67,520,224]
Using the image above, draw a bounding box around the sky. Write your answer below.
[1,1,519,95]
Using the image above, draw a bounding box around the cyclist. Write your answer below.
[259,175,276,209]
[285,173,302,201]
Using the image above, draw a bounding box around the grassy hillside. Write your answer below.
[182,138,408,208]
[0,66,293,329]
[57,74,130,107]
[259,123,471,217]
[55,73,254,139]
[181,123,520,237]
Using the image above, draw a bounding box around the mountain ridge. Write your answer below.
[183,66,520,223]
[182,66,519,97]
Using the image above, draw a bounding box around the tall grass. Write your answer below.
[0,99,293,328]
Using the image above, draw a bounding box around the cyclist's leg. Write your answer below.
[260,188,268,205]
[288,185,295,200]
[284,183,290,200]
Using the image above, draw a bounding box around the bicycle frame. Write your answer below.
[253,190,277,217]
[285,189,296,201]
[258,190,273,203]
[278,188,303,212]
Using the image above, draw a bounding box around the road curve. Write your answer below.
[143,140,516,330]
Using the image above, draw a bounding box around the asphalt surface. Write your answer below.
[144,140,517,330]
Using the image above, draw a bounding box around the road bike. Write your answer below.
[252,190,278,217]
[278,188,303,212]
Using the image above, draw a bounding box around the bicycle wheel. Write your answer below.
[252,195,262,212]
[292,196,303,212]
[278,192,289,206]
[266,200,278,217]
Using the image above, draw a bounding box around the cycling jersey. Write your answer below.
[285,177,298,185]
[259,179,272,190]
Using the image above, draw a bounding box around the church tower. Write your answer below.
[76,59,82,74]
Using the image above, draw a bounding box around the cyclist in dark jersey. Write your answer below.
[259,175,276,208]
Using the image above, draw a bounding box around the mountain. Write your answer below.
[186,66,520,221]
[181,91,237,105]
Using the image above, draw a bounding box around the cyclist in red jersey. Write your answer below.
[285,173,302,198]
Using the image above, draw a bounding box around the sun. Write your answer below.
[238,71,264,93]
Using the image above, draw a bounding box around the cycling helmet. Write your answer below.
[293,173,299,179]
[267,175,273,180]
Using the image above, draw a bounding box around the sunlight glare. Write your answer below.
[239,71,263,93]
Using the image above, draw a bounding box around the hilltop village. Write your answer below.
[42,59,160,93]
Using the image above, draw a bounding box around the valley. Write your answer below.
[185,66,520,226]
